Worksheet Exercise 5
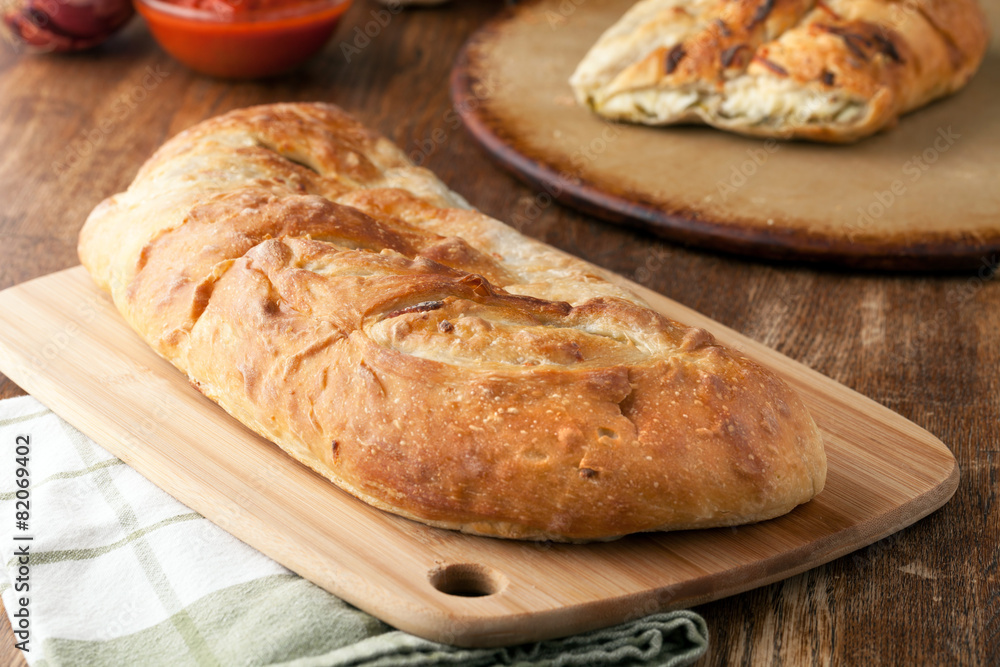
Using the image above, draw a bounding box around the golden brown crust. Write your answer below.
[79,103,826,541]
[570,0,989,142]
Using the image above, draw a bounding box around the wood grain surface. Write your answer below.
[0,0,997,663]
[0,266,958,646]
[452,0,1000,271]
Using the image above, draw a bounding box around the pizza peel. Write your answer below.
[0,267,957,646]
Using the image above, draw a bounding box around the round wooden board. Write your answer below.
[451,0,1000,271]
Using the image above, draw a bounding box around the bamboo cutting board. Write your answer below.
[0,267,957,647]
[451,0,1000,270]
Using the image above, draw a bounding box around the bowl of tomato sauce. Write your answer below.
[135,0,352,78]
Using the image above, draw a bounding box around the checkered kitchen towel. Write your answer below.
[0,396,709,666]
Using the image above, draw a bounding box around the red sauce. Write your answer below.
[136,0,351,79]
[167,0,327,18]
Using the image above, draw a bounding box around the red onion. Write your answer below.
[2,0,134,52]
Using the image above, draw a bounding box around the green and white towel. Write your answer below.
[0,395,709,666]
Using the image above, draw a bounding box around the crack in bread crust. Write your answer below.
[79,103,826,541]
[570,0,989,142]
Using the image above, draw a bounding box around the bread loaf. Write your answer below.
[79,103,826,541]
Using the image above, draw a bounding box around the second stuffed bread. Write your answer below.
[571,0,989,142]
[79,103,826,541]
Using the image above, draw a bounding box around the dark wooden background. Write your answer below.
[1,1,997,664]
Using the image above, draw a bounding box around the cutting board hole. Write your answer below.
[429,563,506,597]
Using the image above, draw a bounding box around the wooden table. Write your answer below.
[1,1,997,663]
